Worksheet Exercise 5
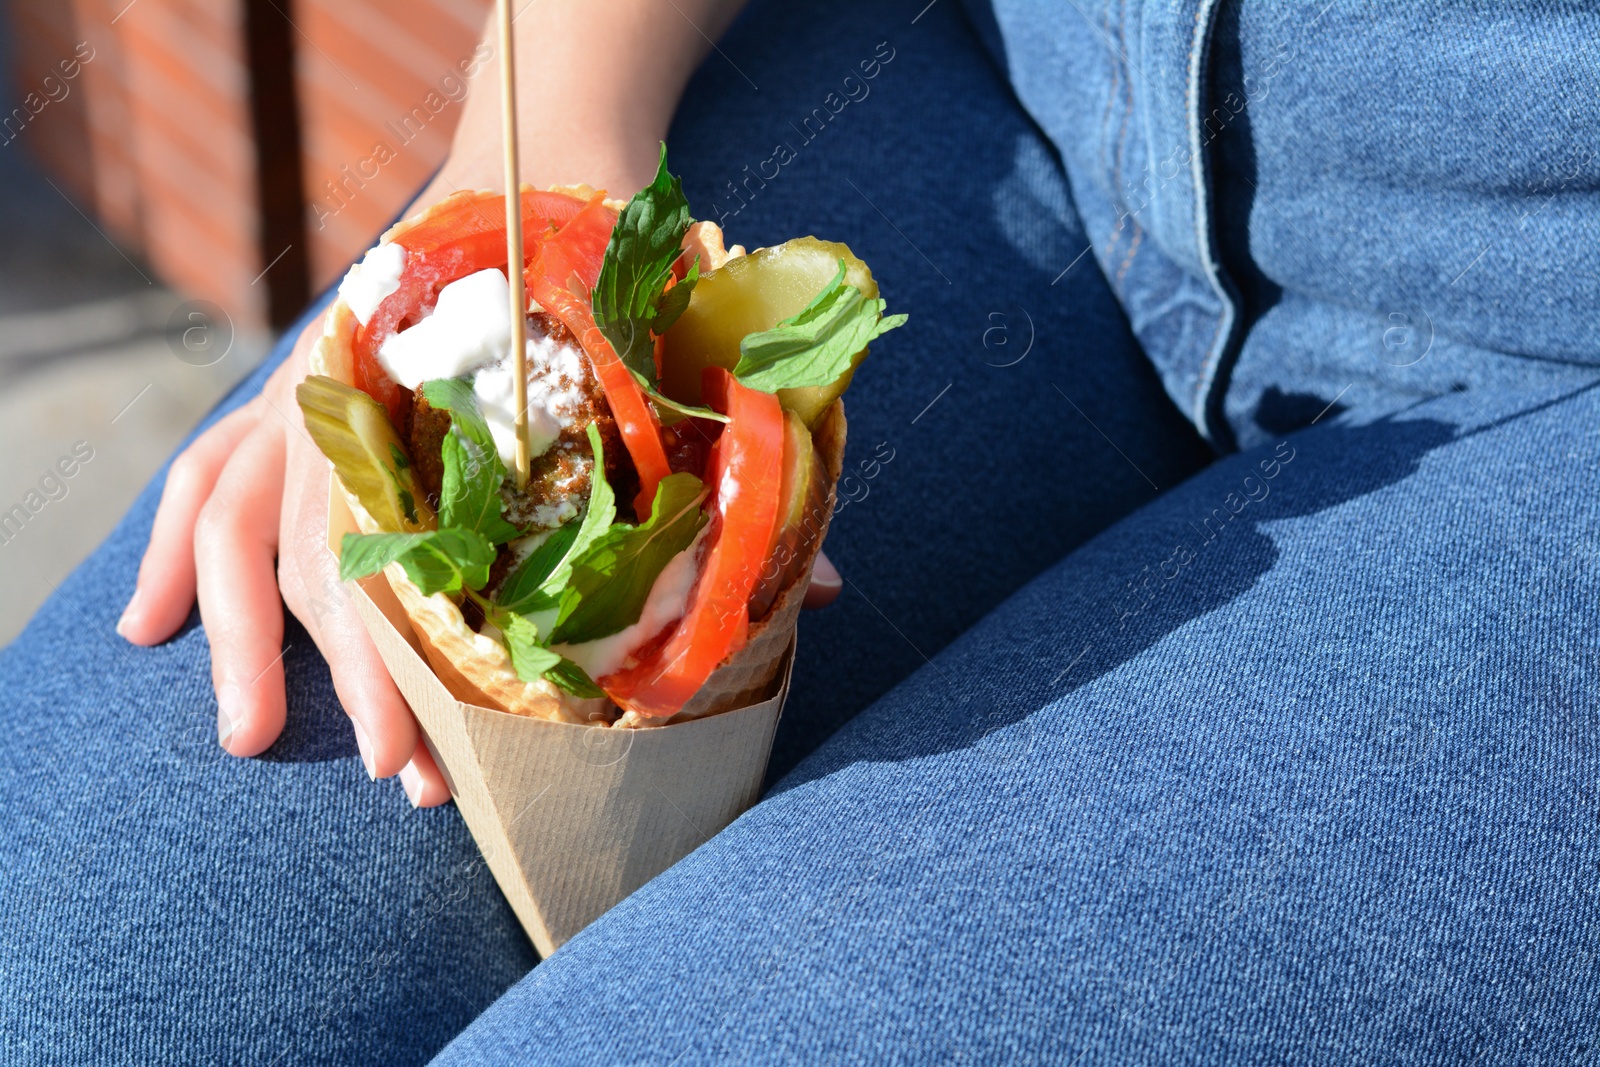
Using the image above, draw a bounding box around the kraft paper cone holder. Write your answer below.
[328,490,790,957]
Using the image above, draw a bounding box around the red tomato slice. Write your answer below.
[535,194,616,289]
[347,188,611,425]
[390,188,592,262]
[600,369,785,717]
[525,193,675,515]
[524,251,671,518]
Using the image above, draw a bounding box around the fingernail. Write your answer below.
[399,759,424,808]
[351,718,376,780]
[116,588,142,639]
[810,554,842,591]
[217,684,241,750]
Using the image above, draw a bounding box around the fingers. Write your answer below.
[279,435,424,780]
[119,403,261,645]
[803,550,842,609]
[117,324,443,791]
[194,419,289,757]
[301,569,422,780]
[399,743,453,808]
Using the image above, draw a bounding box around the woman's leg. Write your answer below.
[434,2,1600,1061]
[0,0,1206,1060]
[668,0,1211,778]
[431,367,1600,1065]
[0,298,540,1066]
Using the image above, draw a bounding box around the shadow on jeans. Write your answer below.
[774,408,1461,783]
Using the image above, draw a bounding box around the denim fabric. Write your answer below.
[435,376,1600,1065]
[0,0,1209,1062]
[964,0,1238,443]
[0,294,543,1066]
[966,0,1600,452]
[1208,1,1600,450]
[431,1,1600,1064]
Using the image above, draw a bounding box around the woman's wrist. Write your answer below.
[429,129,663,203]
[416,0,746,208]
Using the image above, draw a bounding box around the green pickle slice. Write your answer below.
[660,236,879,427]
[296,375,434,533]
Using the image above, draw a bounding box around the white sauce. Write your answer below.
[377,268,511,387]
[374,267,590,469]
[338,242,406,326]
[472,333,588,469]
[554,530,706,680]
[528,498,580,528]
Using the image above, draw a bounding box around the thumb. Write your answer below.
[803,551,842,609]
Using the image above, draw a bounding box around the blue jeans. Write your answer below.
[4,0,1597,1063]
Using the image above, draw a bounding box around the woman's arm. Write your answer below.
[116,0,770,806]
[431,0,748,199]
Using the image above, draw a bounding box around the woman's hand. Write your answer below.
[117,323,455,805]
[113,0,837,805]
[117,317,840,805]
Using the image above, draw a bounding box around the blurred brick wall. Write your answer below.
[3,0,490,329]
[7,0,262,322]
[8,1,135,240]
[295,0,489,291]
[121,0,262,318]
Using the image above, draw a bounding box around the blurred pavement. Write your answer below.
[0,141,266,645]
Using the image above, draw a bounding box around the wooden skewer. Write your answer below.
[498,0,530,489]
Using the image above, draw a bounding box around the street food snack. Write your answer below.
[299,150,903,728]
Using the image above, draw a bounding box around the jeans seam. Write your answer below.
[1184,0,1238,447]
[1103,0,1135,284]
[1117,221,1145,290]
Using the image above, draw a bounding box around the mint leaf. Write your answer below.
[593,144,695,385]
[495,423,617,613]
[439,432,521,543]
[733,261,908,393]
[422,378,520,544]
[497,609,605,697]
[339,532,424,582]
[653,256,699,334]
[546,657,605,698]
[629,368,730,425]
[548,472,708,645]
[500,610,561,680]
[495,525,577,615]
[547,424,618,581]
[421,378,493,452]
[339,529,495,595]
